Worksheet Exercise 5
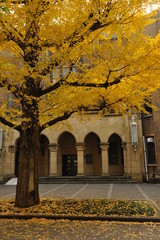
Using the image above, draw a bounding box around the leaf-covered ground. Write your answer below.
[1,219,160,240]
[0,199,156,217]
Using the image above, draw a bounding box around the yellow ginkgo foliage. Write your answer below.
[0,0,160,208]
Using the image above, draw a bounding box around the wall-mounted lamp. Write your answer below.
[131,117,138,151]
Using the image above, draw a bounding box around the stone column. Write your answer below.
[49,144,58,176]
[101,143,109,176]
[122,142,127,176]
[9,145,17,176]
[76,143,85,176]
[131,150,143,181]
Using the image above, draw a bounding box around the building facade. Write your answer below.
[0,112,145,182]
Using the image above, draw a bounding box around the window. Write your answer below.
[52,68,60,82]
[86,154,93,164]
[146,137,156,164]
[52,67,76,82]
[144,100,152,115]
[62,67,69,76]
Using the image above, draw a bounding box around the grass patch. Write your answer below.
[0,199,156,217]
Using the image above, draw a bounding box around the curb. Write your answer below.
[0,214,160,222]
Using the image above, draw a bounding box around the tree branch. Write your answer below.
[40,110,76,132]
[39,59,59,77]
[0,115,21,132]
[0,78,22,99]
[40,74,124,97]
[24,0,50,42]
[41,1,113,50]
[40,94,122,132]
[0,19,25,50]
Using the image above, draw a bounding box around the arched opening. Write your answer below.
[84,132,102,176]
[15,135,49,177]
[108,134,124,176]
[58,132,77,176]
[39,134,49,177]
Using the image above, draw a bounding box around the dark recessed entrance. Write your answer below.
[108,134,124,176]
[62,154,77,176]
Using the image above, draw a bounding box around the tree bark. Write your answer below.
[15,125,40,208]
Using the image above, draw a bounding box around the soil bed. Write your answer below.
[0,199,156,217]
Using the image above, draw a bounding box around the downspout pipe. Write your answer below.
[143,136,149,182]
[141,114,149,182]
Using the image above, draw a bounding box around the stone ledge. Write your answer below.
[0,214,160,223]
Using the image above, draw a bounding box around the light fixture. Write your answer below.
[131,117,138,151]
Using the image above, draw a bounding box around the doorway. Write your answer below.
[62,154,77,176]
[58,132,77,176]
[108,134,124,175]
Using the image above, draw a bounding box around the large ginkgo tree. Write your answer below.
[0,0,160,207]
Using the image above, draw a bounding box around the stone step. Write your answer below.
[4,176,136,186]
[38,176,134,184]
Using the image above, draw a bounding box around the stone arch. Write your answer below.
[58,131,77,176]
[84,132,102,176]
[58,131,76,145]
[108,133,124,176]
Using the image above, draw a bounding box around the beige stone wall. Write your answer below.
[0,113,144,181]
[43,114,127,144]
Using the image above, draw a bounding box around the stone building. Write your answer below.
[0,112,144,182]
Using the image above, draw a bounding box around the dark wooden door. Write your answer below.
[62,155,77,176]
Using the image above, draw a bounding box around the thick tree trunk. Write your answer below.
[15,125,40,208]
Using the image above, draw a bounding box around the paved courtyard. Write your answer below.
[1,183,160,204]
[1,182,160,215]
